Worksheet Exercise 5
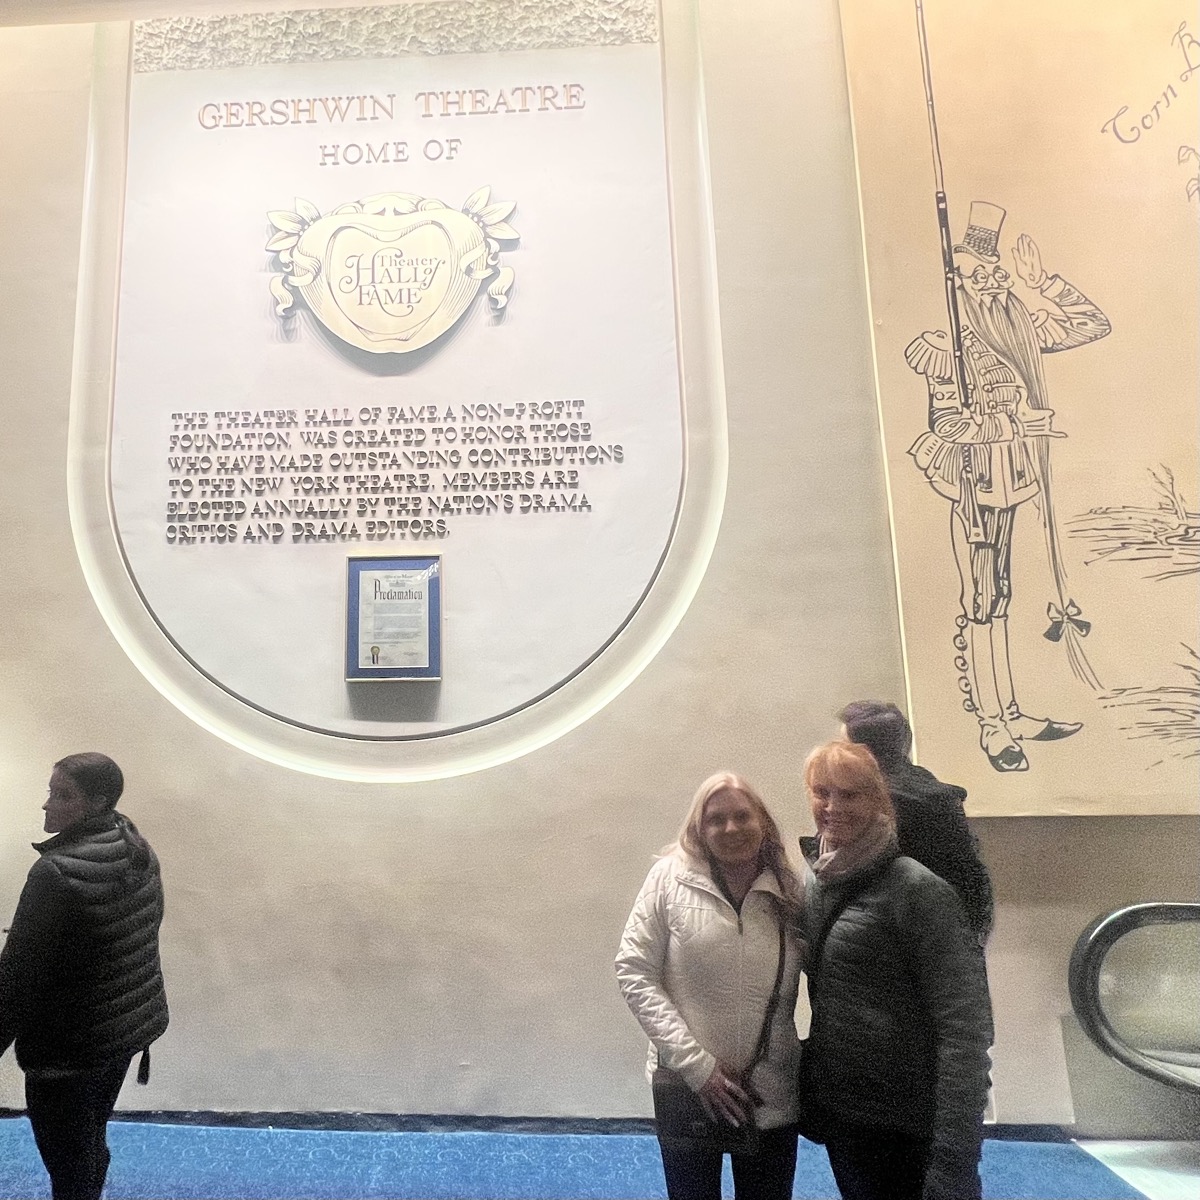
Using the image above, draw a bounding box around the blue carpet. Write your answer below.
[0,1122,1147,1199]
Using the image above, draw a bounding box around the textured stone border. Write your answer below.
[134,0,659,73]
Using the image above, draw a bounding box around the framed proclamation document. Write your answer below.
[347,556,442,681]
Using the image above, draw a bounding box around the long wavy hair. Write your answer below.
[673,771,803,917]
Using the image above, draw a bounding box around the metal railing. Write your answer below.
[1069,902,1200,1093]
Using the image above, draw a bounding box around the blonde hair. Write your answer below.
[803,740,895,820]
[674,771,802,916]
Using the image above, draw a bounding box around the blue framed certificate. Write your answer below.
[346,556,442,682]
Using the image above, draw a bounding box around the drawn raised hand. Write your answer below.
[1016,406,1066,437]
[1012,234,1048,289]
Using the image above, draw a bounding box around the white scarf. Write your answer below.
[811,813,898,882]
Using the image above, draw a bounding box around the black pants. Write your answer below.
[658,1123,799,1200]
[25,1056,132,1200]
[822,1119,932,1200]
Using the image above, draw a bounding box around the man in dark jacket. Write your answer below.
[0,752,168,1200]
[839,701,994,941]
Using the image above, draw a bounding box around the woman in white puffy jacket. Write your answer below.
[615,772,805,1200]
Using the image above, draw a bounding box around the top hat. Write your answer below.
[953,201,1007,263]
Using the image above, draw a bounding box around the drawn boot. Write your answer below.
[992,616,1082,743]
[967,620,1027,772]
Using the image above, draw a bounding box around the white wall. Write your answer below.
[0,0,1196,1125]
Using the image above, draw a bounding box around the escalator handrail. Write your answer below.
[1068,902,1200,1094]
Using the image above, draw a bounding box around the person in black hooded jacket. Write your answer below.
[0,752,169,1200]
[838,701,993,941]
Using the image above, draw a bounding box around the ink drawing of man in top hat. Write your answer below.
[905,201,1110,772]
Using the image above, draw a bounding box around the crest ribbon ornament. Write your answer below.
[266,188,519,354]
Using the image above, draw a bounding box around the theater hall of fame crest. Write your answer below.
[267,188,519,353]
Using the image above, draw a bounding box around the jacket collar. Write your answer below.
[673,851,784,902]
[33,810,119,854]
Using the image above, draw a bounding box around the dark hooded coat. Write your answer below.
[0,810,168,1071]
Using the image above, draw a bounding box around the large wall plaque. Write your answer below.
[70,1,727,778]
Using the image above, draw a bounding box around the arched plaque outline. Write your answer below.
[68,0,726,781]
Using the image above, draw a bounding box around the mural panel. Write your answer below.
[841,0,1199,814]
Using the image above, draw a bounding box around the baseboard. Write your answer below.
[0,1109,1078,1140]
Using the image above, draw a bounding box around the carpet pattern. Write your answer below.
[0,1123,1148,1199]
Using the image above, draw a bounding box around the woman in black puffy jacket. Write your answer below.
[798,741,992,1200]
[0,752,168,1200]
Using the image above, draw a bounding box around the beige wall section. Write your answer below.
[0,1,1196,1124]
